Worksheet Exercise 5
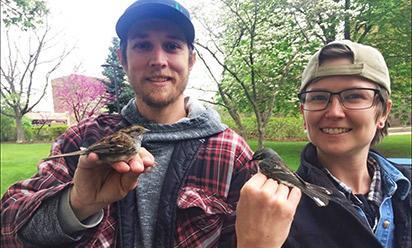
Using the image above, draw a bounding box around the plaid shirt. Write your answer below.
[1,114,253,247]
[323,156,383,229]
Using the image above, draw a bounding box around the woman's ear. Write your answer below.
[377,99,392,129]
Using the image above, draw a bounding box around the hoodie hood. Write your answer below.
[121,97,227,143]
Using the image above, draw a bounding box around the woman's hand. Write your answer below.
[236,173,301,248]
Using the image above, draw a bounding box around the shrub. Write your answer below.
[32,124,68,142]
[23,118,34,141]
[222,115,307,141]
[0,115,16,141]
[0,115,34,142]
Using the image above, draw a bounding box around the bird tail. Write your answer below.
[42,150,86,161]
[302,183,332,207]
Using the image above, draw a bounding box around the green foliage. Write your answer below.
[1,0,49,30]
[195,0,410,142]
[360,0,411,125]
[217,0,316,115]
[102,37,134,113]
[22,117,33,141]
[0,114,33,142]
[222,114,307,141]
[0,114,16,141]
[32,124,68,142]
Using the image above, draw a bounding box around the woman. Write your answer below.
[236,40,411,248]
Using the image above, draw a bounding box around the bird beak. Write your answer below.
[144,128,150,133]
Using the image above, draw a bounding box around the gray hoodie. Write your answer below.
[122,97,226,247]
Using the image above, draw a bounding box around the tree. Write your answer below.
[55,74,111,123]
[0,25,72,143]
[285,0,411,125]
[359,0,411,125]
[194,0,317,147]
[286,0,344,44]
[1,0,48,30]
[102,37,134,113]
[193,0,410,146]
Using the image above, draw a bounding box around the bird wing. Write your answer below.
[259,159,305,188]
[87,142,134,155]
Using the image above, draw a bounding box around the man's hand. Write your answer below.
[70,147,155,221]
[236,173,301,248]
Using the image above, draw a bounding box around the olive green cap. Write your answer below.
[301,40,391,94]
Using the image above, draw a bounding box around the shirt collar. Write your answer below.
[322,156,382,207]
[369,151,411,200]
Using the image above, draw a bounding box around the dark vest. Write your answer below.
[116,138,204,248]
[284,144,412,248]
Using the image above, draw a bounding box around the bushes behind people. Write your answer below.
[1,116,34,142]
[2,114,306,142]
[1,115,67,142]
[222,115,307,141]
[31,124,68,142]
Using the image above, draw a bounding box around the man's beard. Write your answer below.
[139,77,188,108]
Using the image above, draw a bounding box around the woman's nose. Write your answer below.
[324,95,346,118]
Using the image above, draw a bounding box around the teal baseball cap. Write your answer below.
[116,0,195,45]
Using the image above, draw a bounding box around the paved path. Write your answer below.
[388,126,411,136]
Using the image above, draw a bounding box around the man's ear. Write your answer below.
[117,49,127,72]
[189,51,196,71]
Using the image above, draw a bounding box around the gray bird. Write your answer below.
[252,148,332,207]
[43,125,149,163]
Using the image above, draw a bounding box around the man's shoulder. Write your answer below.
[208,128,248,145]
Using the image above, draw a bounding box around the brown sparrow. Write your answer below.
[43,125,149,163]
[252,148,332,207]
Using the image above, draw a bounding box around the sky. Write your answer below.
[4,0,218,111]
[45,0,134,77]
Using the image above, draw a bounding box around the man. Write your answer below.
[1,0,254,247]
[236,40,411,248]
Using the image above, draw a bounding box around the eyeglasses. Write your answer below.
[298,88,381,111]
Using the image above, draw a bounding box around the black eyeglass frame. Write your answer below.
[298,87,383,111]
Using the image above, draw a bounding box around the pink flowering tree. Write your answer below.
[55,74,112,122]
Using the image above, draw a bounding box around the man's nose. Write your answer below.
[149,46,167,68]
[324,95,346,118]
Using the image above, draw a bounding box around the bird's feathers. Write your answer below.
[43,125,147,163]
[252,147,332,207]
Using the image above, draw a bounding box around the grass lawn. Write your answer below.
[1,134,410,196]
[1,143,51,196]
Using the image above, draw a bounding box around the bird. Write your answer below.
[43,125,149,163]
[252,148,332,207]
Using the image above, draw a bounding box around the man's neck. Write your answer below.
[135,97,187,124]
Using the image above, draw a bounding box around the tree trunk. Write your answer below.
[257,126,265,150]
[227,108,247,138]
[344,0,351,39]
[15,114,25,143]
